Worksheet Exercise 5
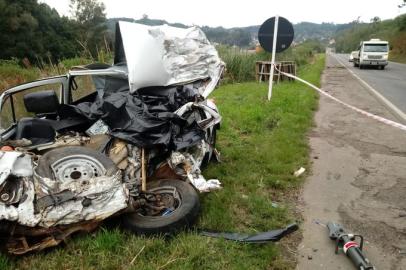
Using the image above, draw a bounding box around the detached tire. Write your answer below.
[36,146,117,180]
[122,179,200,235]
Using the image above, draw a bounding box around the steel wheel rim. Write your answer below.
[51,154,106,182]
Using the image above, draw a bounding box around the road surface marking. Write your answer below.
[333,54,406,124]
[273,63,406,132]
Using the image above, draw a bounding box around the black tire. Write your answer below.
[122,179,200,235]
[353,62,358,67]
[359,64,363,69]
[381,65,385,70]
[36,146,117,179]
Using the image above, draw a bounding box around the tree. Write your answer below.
[370,16,381,24]
[70,0,106,25]
[0,0,80,62]
[69,0,107,58]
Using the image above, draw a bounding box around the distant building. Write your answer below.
[255,44,264,53]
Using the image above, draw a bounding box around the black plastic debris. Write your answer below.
[200,223,299,243]
[67,76,205,151]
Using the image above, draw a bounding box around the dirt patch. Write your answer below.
[374,179,406,209]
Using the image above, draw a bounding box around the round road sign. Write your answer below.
[258,16,294,53]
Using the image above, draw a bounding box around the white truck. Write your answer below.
[353,39,389,69]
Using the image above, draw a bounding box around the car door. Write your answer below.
[0,76,68,139]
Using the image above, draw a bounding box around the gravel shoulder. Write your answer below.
[296,53,406,270]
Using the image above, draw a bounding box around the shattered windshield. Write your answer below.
[363,44,388,52]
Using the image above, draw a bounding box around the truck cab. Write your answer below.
[353,39,389,69]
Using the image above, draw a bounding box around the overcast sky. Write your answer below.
[40,0,405,28]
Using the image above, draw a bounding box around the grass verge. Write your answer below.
[389,53,406,64]
[0,54,325,270]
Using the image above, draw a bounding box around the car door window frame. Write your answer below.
[0,76,68,133]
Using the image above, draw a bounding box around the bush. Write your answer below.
[0,59,40,92]
[217,40,325,83]
[217,46,264,83]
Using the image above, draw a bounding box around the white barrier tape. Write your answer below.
[273,65,406,132]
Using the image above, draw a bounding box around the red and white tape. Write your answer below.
[274,65,406,132]
[343,241,359,254]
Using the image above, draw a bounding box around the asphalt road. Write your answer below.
[334,53,406,114]
[297,54,406,270]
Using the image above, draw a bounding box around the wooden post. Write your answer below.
[141,148,147,192]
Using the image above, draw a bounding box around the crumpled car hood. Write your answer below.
[114,21,224,97]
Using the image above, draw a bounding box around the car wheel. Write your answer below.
[122,179,200,235]
[359,64,363,69]
[36,146,117,180]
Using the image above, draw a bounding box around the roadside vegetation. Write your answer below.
[0,39,323,93]
[0,57,94,91]
[217,40,324,83]
[0,50,325,269]
[334,14,406,63]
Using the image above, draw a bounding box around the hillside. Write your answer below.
[242,22,350,43]
[334,14,406,62]
[107,17,351,48]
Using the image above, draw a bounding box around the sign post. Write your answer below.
[258,16,294,101]
[268,15,279,100]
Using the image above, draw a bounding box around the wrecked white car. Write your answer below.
[0,21,224,254]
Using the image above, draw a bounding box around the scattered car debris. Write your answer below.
[200,223,298,243]
[294,167,306,177]
[0,22,225,254]
[327,222,375,270]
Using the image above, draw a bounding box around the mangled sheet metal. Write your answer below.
[0,151,128,228]
[65,21,223,150]
[167,140,221,192]
[114,21,224,97]
[0,21,224,255]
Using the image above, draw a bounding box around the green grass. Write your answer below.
[0,60,40,92]
[0,55,325,270]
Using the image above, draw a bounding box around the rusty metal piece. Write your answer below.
[0,138,32,148]
[125,197,146,213]
[35,134,90,151]
[117,159,129,170]
[150,163,182,181]
[6,220,101,255]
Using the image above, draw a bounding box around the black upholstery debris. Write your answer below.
[200,223,299,243]
[68,76,205,150]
